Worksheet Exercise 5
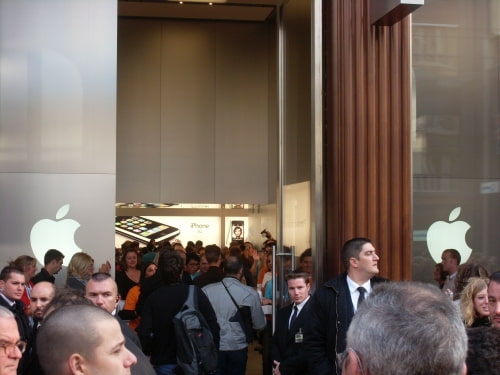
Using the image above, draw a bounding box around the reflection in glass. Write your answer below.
[412,0,500,283]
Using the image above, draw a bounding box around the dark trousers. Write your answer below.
[262,320,273,375]
[216,348,248,375]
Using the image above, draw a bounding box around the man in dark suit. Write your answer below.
[272,271,312,375]
[305,237,389,375]
[0,266,32,375]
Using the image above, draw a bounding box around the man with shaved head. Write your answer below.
[85,273,155,375]
[23,282,57,375]
[30,282,56,322]
[37,304,136,375]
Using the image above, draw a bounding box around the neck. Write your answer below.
[347,271,372,285]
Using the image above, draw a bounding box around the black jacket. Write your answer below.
[305,273,388,375]
[116,316,156,375]
[31,269,55,284]
[137,282,220,366]
[271,297,312,375]
[193,266,224,289]
[0,297,31,342]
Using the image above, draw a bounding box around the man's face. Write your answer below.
[488,281,500,328]
[0,316,22,375]
[200,257,209,273]
[353,243,379,277]
[80,319,136,375]
[441,251,456,273]
[85,279,119,314]
[300,256,313,274]
[30,282,55,321]
[186,259,200,276]
[48,259,64,275]
[0,273,25,301]
[287,277,310,305]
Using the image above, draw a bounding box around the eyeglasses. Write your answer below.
[0,340,27,355]
[337,347,365,375]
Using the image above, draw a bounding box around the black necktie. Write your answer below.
[357,287,366,309]
[289,305,298,329]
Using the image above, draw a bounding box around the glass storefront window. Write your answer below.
[412,0,500,283]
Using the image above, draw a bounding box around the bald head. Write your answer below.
[30,282,56,320]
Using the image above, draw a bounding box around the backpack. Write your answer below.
[172,285,218,375]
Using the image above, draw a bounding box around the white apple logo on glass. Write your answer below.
[426,207,472,264]
[30,204,82,264]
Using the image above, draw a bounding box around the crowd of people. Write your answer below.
[0,237,499,375]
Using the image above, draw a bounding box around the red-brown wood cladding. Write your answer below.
[323,0,412,282]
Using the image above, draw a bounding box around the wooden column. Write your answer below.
[323,0,412,281]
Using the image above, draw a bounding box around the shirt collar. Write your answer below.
[346,275,371,294]
[0,292,15,306]
[294,295,310,313]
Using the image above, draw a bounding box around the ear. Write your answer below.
[349,257,359,269]
[342,350,364,375]
[462,363,467,375]
[68,353,87,375]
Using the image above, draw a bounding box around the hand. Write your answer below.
[261,297,272,305]
[252,249,260,261]
[273,361,281,375]
[99,260,112,273]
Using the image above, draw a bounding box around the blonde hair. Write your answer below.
[67,252,93,278]
[459,277,489,327]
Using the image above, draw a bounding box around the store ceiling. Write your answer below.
[118,0,284,22]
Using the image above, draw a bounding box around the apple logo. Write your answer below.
[426,207,472,264]
[30,204,82,264]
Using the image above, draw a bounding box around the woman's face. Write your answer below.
[473,288,489,317]
[145,264,157,278]
[433,265,442,282]
[24,262,37,279]
[125,252,138,269]
[87,259,95,276]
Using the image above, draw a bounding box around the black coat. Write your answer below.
[304,273,388,375]
[137,282,220,366]
[116,316,156,375]
[0,297,32,375]
[0,297,31,341]
[271,298,312,375]
[193,266,224,289]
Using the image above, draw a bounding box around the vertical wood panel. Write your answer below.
[324,0,412,281]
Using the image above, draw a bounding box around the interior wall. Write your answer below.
[117,18,276,204]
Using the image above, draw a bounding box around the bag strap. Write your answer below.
[222,279,243,314]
